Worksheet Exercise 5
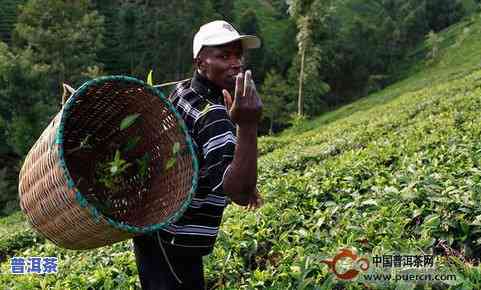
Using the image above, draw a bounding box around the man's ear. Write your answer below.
[194,57,204,72]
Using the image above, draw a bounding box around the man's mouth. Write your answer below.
[227,74,237,82]
[228,71,243,80]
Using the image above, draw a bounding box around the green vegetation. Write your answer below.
[2,10,481,290]
[0,0,26,45]
[86,113,152,217]
[0,212,44,264]
[0,0,295,215]
[94,113,143,193]
[2,0,476,215]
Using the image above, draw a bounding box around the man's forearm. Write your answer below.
[223,125,258,205]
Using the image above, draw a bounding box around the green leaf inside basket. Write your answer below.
[120,113,141,131]
[147,69,153,86]
[172,142,180,155]
[165,157,176,170]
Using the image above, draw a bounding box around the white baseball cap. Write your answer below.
[193,20,261,59]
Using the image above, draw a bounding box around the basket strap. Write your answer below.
[153,78,190,88]
[62,83,76,106]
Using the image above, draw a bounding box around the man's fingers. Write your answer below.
[243,70,251,97]
[245,70,257,106]
[247,194,256,211]
[222,89,233,111]
[258,195,264,208]
[246,191,263,211]
[234,72,244,101]
[256,90,263,106]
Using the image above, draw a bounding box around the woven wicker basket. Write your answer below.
[18,76,198,250]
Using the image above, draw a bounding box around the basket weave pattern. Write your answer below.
[18,76,198,250]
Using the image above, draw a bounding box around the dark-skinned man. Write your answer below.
[132,20,263,290]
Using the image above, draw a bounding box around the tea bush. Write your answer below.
[2,13,481,290]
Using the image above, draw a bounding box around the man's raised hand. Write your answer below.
[222,70,263,125]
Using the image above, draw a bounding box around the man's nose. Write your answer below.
[230,56,243,68]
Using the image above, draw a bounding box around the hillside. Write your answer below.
[2,13,481,289]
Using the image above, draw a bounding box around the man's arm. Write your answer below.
[223,125,258,206]
[222,70,263,206]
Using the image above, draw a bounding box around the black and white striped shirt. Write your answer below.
[158,71,236,254]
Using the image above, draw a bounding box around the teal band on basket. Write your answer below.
[56,75,198,234]
[75,191,88,208]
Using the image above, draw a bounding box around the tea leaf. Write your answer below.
[113,149,121,163]
[123,136,141,152]
[80,134,92,148]
[172,142,180,155]
[165,157,176,170]
[147,69,153,86]
[138,153,151,179]
[110,165,119,174]
[120,113,141,131]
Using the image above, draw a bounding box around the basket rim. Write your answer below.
[56,75,199,234]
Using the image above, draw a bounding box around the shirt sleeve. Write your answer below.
[193,104,236,195]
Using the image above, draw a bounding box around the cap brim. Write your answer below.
[204,34,261,49]
[238,35,261,49]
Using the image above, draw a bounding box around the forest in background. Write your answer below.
[0,0,479,215]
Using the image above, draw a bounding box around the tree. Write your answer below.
[93,0,125,74]
[239,9,266,82]
[211,0,234,21]
[289,0,335,114]
[0,167,17,216]
[13,0,105,88]
[425,30,443,63]
[0,0,27,45]
[286,0,466,106]
[117,2,142,75]
[296,15,310,116]
[102,0,217,82]
[271,0,290,19]
[261,70,293,134]
[0,41,54,214]
[426,0,465,32]
[0,42,53,157]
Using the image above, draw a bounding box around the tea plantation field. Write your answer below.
[2,13,481,290]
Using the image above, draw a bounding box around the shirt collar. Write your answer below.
[190,70,224,104]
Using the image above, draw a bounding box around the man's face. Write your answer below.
[196,41,244,91]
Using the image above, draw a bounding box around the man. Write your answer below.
[133,20,263,290]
